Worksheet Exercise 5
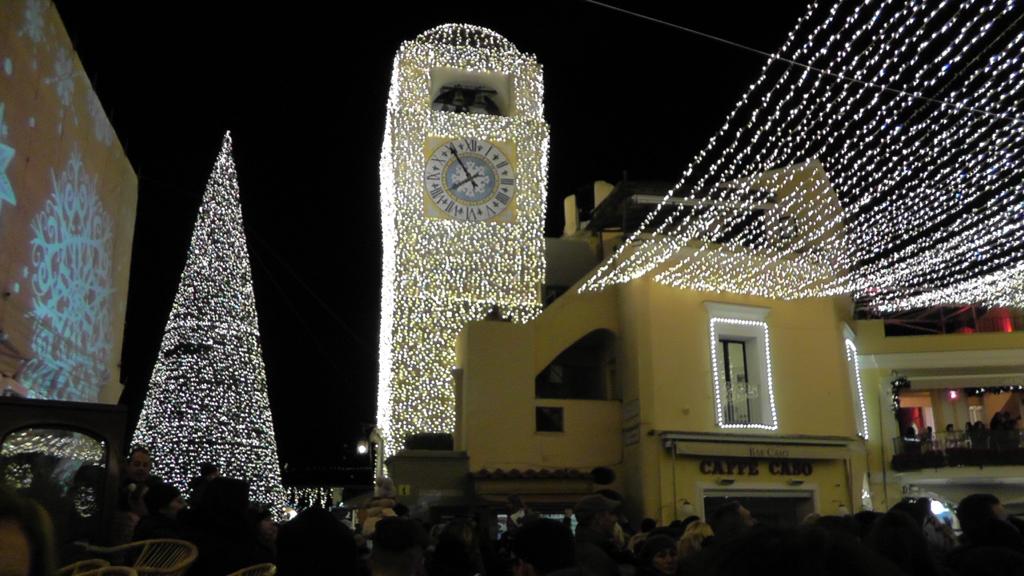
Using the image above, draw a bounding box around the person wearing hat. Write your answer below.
[133,481,186,541]
[188,462,220,508]
[360,477,398,537]
[638,534,678,576]
[574,493,623,576]
[512,517,576,576]
[370,516,430,576]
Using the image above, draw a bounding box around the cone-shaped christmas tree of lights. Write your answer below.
[133,132,283,510]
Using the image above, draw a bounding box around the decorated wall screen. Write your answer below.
[0,0,137,402]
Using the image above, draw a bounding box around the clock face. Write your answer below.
[424,137,516,222]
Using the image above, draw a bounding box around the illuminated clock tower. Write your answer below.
[378,24,548,458]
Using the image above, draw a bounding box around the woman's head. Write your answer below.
[640,534,678,574]
[865,510,941,576]
[0,487,54,576]
[679,520,714,557]
[144,482,184,519]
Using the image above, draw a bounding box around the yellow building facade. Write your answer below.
[456,260,874,525]
[451,183,1024,525]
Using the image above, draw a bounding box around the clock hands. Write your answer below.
[448,144,480,189]
[451,175,478,189]
[425,137,514,220]
[452,173,489,201]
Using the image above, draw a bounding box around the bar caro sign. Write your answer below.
[698,458,813,476]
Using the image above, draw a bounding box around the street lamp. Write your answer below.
[357,426,386,480]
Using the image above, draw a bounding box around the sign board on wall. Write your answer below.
[698,458,814,477]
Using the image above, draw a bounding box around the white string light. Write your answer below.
[286,486,332,510]
[708,317,779,430]
[0,429,105,464]
[844,338,869,439]
[579,1,1024,311]
[133,133,284,512]
[881,260,1024,310]
[378,25,548,459]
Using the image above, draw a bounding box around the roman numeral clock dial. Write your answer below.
[423,137,517,222]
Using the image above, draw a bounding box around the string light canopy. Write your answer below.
[894,261,1024,311]
[579,1,1024,312]
[378,24,548,460]
[133,133,284,512]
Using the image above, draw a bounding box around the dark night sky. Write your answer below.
[51,1,806,478]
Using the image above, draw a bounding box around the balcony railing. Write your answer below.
[891,430,1024,471]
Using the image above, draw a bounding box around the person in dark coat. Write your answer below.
[371,517,430,576]
[708,501,755,546]
[573,494,622,576]
[276,506,357,575]
[187,462,220,508]
[637,535,678,576]
[133,481,186,541]
[512,517,576,576]
[864,510,947,576]
[186,477,273,576]
[955,493,1022,549]
[427,519,484,576]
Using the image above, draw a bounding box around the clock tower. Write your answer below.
[378,24,548,457]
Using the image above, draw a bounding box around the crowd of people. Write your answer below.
[4,445,1024,575]
[361,492,1024,576]
[902,414,1022,452]
[108,447,277,574]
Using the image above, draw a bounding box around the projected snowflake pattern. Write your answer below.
[0,102,14,218]
[19,0,46,44]
[45,47,78,131]
[86,91,112,147]
[22,151,114,401]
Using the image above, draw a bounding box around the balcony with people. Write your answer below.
[891,391,1024,471]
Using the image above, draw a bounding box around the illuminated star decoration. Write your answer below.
[0,102,15,216]
[133,132,285,513]
[579,1,1024,312]
[378,24,548,459]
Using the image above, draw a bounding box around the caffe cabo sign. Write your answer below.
[698,458,813,477]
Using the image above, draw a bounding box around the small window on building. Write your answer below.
[969,405,984,425]
[429,68,511,116]
[719,339,756,424]
[536,330,616,400]
[1,427,108,550]
[536,406,564,432]
[706,303,778,430]
[431,85,502,115]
